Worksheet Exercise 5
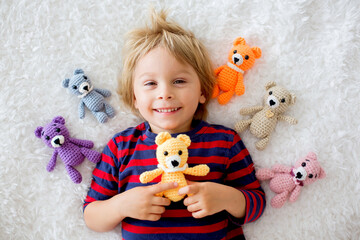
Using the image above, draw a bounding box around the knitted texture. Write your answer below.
[212,37,261,105]
[139,132,210,202]
[235,81,298,150]
[35,116,101,183]
[256,152,326,208]
[63,69,115,123]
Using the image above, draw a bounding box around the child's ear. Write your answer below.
[199,93,206,104]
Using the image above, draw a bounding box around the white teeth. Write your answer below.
[157,108,179,113]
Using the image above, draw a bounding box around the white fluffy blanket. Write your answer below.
[1,0,359,239]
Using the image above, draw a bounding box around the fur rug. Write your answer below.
[1,0,359,239]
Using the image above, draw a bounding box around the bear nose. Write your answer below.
[269,99,276,106]
[83,85,89,91]
[296,172,303,179]
[234,57,239,64]
[171,160,179,167]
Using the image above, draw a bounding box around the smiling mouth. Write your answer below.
[155,107,181,113]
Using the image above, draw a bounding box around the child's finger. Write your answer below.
[152,196,171,206]
[149,182,178,194]
[178,184,199,195]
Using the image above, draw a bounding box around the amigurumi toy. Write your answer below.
[256,152,326,208]
[63,69,115,123]
[35,116,101,183]
[139,132,210,202]
[235,81,297,150]
[212,37,262,105]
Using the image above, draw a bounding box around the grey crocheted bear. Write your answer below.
[63,69,115,123]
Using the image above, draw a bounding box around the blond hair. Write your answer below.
[117,9,215,120]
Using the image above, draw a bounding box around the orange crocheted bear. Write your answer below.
[139,132,210,202]
[212,37,262,105]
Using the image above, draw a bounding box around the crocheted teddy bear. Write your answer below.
[256,152,326,208]
[35,116,101,183]
[139,132,210,202]
[212,37,262,105]
[235,81,297,150]
[63,69,115,123]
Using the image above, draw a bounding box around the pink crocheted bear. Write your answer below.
[35,116,101,183]
[256,152,325,208]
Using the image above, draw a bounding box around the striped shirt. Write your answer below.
[84,121,265,240]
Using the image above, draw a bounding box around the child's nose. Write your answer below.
[157,85,174,100]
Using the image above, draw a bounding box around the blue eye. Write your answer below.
[144,81,156,86]
[174,79,185,84]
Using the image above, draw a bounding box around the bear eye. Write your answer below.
[164,151,168,156]
[72,85,78,90]
[269,91,272,95]
[83,75,88,80]
[45,136,50,140]
[302,162,306,167]
[178,150,182,155]
[308,174,314,178]
[244,55,249,60]
[233,50,237,54]
[281,98,286,103]
[56,128,60,133]
[41,131,44,136]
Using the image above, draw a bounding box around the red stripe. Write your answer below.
[161,209,193,218]
[226,163,254,181]
[198,127,234,135]
[189,156,226,165]
[189,140,229,149]
[93,168,119,183]
[250,190,265,222]
[107,139,118,159]
[227,148,249,169]
[244,191,251,223]
[226,226,244,239]
[91,181,118,197]
[246,191,257,221]
[242,181,261,190]
[122,220,228,234]
[84,196,96,206]
[102,154,116,167]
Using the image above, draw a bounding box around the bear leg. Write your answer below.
[218,90,235,105]
[212,84,220,98]
[93,111,108,123]
[104,103,115,118]
[65,165,82,184]
[255,168,274,181]
[271,191,289,208]
[256,137,270,150]
[234,119,252,133]
[81,148,101,163]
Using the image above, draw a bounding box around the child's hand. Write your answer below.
[178,181,246,219]
[120,182,177,221]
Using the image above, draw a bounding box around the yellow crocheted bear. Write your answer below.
[139,132,210,202]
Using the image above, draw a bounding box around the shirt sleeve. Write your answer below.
[224,132,266,225]
[83,137,120,211]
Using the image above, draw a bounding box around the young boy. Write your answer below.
[83,10,265,240]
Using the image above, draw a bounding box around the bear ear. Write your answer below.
[233,37,246,46]
[307,152,317,161]
[62,78,70,88]
[290,93,296,105]
[155,132,172,146]
[52,116,65,125]
[318,167,326,179]
[74,69,84,75]
[177,134,191,147]
[35,126,43,138]
[252,47,262,59]
[265,81,277,90]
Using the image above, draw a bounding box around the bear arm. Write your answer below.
[47,151,58,172]
[278,115,298,125]
[183,164,210,176]
[69,137,94,148]
[239,106,263,115]
[139,168,164,183]
[214,66,225,76]
[78,101,85,119]
[95,88,111,97]
[271,164,292,173]
[289,185,302,202]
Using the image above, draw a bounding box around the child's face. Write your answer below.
[133,46,206,134]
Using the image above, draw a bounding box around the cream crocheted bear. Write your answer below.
[139,132,210,202]
[235,81,297,150]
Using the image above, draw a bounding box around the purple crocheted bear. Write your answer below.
[35,116,101,183]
